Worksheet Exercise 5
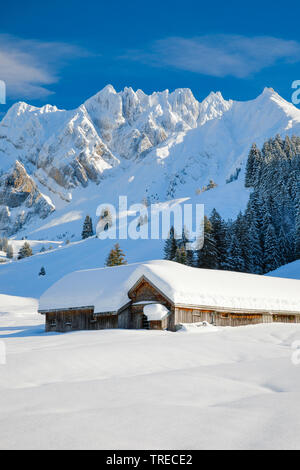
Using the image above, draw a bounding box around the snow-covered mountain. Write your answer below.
[1,85,300,237]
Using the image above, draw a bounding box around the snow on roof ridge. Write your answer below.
[39,260,300,315]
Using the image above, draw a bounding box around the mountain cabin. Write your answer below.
[38,260,300,333]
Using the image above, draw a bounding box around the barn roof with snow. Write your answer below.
[39,260,300,314]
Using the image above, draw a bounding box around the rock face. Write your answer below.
[0,85,300,236]
[0,161,54,235]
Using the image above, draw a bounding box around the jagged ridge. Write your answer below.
[0,85,300,236]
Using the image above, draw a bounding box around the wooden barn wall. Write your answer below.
[175,308,213,325]
[174,308,275,327]
[129,280,170,306]
[166,308,175,331]
[273,314,300,323]
[94,314,118,330]
[118,308,131,329]
[45,308,94,333]
[45,309,118,332]
[130,305,147,329]
[44,304,300,333]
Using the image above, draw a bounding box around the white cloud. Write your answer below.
[124,35,300,78]
[0,34,91,99]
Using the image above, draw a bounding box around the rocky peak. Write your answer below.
[0,161,55,235]
[198,91,232,125]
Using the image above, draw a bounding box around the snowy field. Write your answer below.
[1,296,300,450]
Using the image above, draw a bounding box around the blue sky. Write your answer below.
[1,0,300,111]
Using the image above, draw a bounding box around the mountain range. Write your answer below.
[1,85,300,239]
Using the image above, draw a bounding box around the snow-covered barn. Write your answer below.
[39,260,300,332]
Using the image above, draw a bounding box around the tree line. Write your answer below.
[165,134,300,274]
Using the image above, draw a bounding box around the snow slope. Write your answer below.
[1,300,300,450]
[8,239,61,257]
[0,294,37,316]
[268,260,300,280]
[1,86,300,238]
[0,236,165,298]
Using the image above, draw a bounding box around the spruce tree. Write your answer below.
[186,249,194,267]
[178,226,194,265]
[223,232,245,272]
[175,246,187,265]
[17,242,33,260]
[245,223,264,274]
[164,226,178,261]
[197,217,218,269]
[105,243,127,267]
[278,227,290,266]
[210,209,227,268]
[81,215,94,239]
[245,143,262,188]
[263,223,280,273]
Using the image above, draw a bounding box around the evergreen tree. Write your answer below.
[245,143,262,188]
[39,266,46,276]
[186,248,194,267]
[17,242,33,260]
[174,246,187,264]
[210,209,227,267]
[178,227,188,248]
[223,235,245,272]
[178,226,194,265]
[164,226,178,261]
[81,215,94,239]
[263,223,280,272]
[105,243,127,267]
[231,212,249,269]
[245,223,264,274]
[277,227,290,266]
[197,217,218,269]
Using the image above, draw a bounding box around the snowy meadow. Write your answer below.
[1,295,300,450]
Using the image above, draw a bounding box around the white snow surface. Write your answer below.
[1,297,300,450]
[39,260,300,314]
[0,294,38,316]
[268,260,300,281]
[144,303,169,321]
[178,321,218,333]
